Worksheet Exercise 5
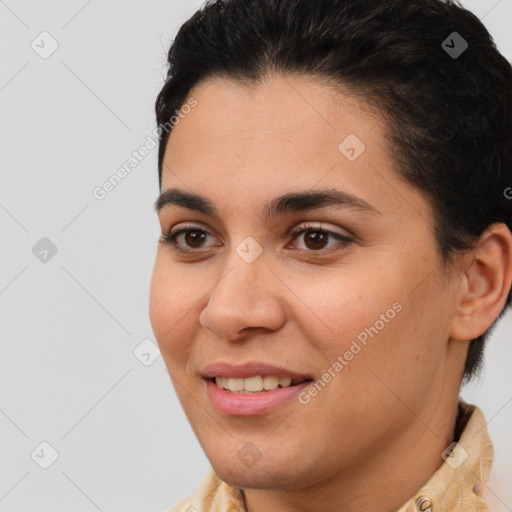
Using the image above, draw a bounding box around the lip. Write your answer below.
[205,378,312,416]
[202,361,312,380]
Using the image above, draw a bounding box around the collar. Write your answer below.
[397,400,494,512]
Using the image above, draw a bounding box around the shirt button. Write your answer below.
[473,482,484,496]
[415,496,433,511]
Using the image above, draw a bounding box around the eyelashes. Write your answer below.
[159,222,354,256]
[287,224,353,253]
[159,227,215,251]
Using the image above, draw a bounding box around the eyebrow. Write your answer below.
[154,187,381,218]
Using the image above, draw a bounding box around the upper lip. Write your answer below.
[202,361,313,380]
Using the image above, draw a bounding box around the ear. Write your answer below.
[449,223,512,341]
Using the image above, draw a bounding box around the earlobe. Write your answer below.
[449,223,512,342]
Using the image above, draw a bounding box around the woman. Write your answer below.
[149,0,512,510]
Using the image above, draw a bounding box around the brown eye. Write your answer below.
[159,227,216,251]
[289,224,353,253]
[302,231,330,250]
[183,230,208,248]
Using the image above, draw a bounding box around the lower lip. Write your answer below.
[205,379,312,416]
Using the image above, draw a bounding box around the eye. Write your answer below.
[159,224,218,252]
[287,223,353,253]
[159,222,354,255]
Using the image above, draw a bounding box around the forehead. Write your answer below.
[160,74,430,225]
[166,73,382,160]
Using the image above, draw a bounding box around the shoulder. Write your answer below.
[166,468,246,512]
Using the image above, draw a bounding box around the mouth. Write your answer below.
[204,377,314,416]
[208,375,313,394]
[201,361,315,414]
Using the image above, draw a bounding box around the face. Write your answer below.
[149,74,464,490]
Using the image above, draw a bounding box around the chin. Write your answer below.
[215,464,294,490]
[221,471,276,489]
[207,447,309,490]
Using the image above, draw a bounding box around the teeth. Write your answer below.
[214,375,299,393]
[244,375,263,391]
[264,376,279,390]
[227,377,244,392]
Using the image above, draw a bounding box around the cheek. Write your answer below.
[300,263,448,381]
[149,255,202,362]
[298,270,403,354]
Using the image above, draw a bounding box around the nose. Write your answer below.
[199,252,286,341]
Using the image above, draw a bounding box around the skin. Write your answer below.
[149,73,512,512]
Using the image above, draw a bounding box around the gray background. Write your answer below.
[0,1,511,511]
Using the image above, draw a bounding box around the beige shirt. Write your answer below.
[168,401,494,512]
